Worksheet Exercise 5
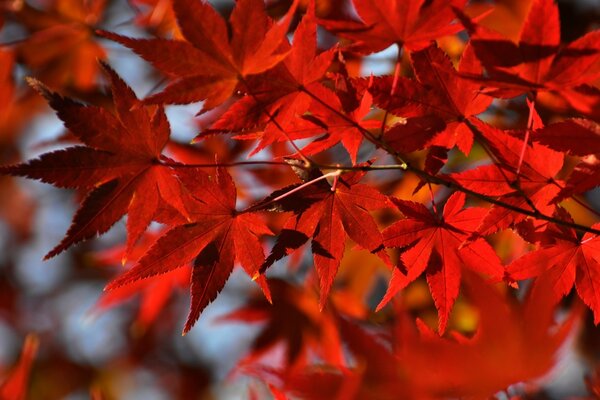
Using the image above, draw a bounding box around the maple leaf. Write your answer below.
[130,0,180,37]
[92,232,190,331]
[507,209,600,323]
[263,273,577,399]
[219,279,343,369]
[379,192,504,334]
[3,0,600,397]
[261,168,390,308]
[1,63,190,259]
[100,267,191,332]
[105,167,273,334]
[457,0,600,107]
[555,155,600,203]
[318,0,467,53]
[531,118,600,156]
[398,272,580,397]
[11,0,108,91]
[370,42,492,155]
[199,4,335,156]
[281,84,379,163]
[449,118,564,238]
[99,0,298,111]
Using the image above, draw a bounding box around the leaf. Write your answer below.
[12,0,107,90]
[458,0,600,98]
[92,232,191,331]
[289,84,379,163]
[379,192,504,334]
[130,0,180,36]
[263,273,577,399]
[99,0,298,111]
[318,0,467,53]
[261,168,390,308]
[219,279,344,368]
[507,210,600,323]
[200,5,336,156]
[449,118,563,237]
[532,118,600,156]
[105,167,273,334]
[1,64,189,259]
[370,42,492,155]
[556,155,600,202]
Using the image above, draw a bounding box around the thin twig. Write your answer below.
[243,170,342,213]
[516,94,537,176]
[298,86,600,237]
[162,157,600,236]
[161,160,294,169]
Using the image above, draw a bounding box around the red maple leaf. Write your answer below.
[11,0,108,91]
[105,167,273,334]
[281,84,379,163]
[1,63,191,259]
[370,42,492,155]
[99,0,297,111]
[556,155,600,203]
[261,168,390,308]
[532,118,600,156]
[457,0,600,112]
[202,4,335,156]
[379,192,504,334]
[507,209,600,323]
[92,232,191,331]
[449,118,564,238]
[318,0,467,53]
[260,273,577,399]
[219,279,343,370]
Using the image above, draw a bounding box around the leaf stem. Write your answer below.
[161,159,294,169]
[516,94,537,176]
[378,52,402,136]
[243,170,342,213]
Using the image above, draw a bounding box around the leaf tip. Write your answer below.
[104,280,118,292]
[25,77,50,98]
[182,321,193,336]
[318,297,327,312]
[94,29,109,38]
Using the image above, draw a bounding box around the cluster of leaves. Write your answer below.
[2,0,600,398]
